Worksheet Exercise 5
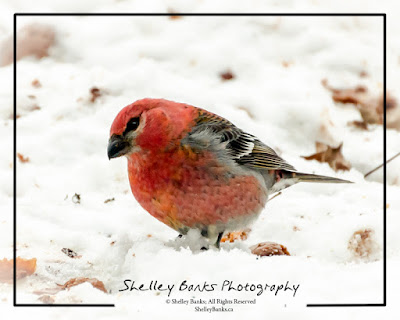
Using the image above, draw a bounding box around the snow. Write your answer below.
[1,1,399,319]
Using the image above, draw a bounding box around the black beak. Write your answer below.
[108,135,129,159]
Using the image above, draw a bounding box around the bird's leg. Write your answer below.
[214,232,224,249]
[200,228,209,250]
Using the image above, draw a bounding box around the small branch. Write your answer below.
[364,151,400,178]
[268,192,282,202]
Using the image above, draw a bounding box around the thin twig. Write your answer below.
[268,192,282,202]
[364,151,400,178]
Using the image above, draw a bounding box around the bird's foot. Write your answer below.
[214,232,224,249]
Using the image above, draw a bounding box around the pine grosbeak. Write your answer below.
[108,99,350,248]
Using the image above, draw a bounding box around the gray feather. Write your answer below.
[186,109,295,171]
[183,108,352,194]
[293,172,353,184]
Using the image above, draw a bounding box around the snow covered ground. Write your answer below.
[1,1,399,319]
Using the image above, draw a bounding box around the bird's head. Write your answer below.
[108,98,197,159]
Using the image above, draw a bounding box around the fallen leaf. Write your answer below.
[32,79,42,88]
[17,153,30,163]
[322,79,400,130]
[333,86,367,104]
[322,79,367,103]
[57,277,107,293]
[386,92,397,111]
[220,70,235,81]
[0,257,37,283]
[348,120,368,130]
[90,87,102,103]
[348,228,380,261]
[221,229,250,243]
[302,142,351,172]
[250,242,290,257]
[384,93,400,130]
[0,23,55,66]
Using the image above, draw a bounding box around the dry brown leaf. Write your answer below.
[333,86,368,105]
[250,242,290,257]
[57,277,107,293]
[348,228,379,261]
[322,79,367,104]
[32,79,42,88]
[322,79,400,130]
[385,93,400,130]
[17,153,30,163]
[302,142,351,172]
[0,257,37,283]
[220,70,235,81]
[90,87,102,103]
[30,105,41,111]
[221,229,250,243]
[0,23,55,66]
[348,120,368,130]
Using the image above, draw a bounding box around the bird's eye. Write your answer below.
[124,117,140,134]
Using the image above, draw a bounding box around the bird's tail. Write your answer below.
[268,171,352,193]
[293,172,353,184]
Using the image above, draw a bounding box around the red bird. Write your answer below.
[108,99,350,248]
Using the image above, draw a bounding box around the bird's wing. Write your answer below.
[188,109,296,172]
